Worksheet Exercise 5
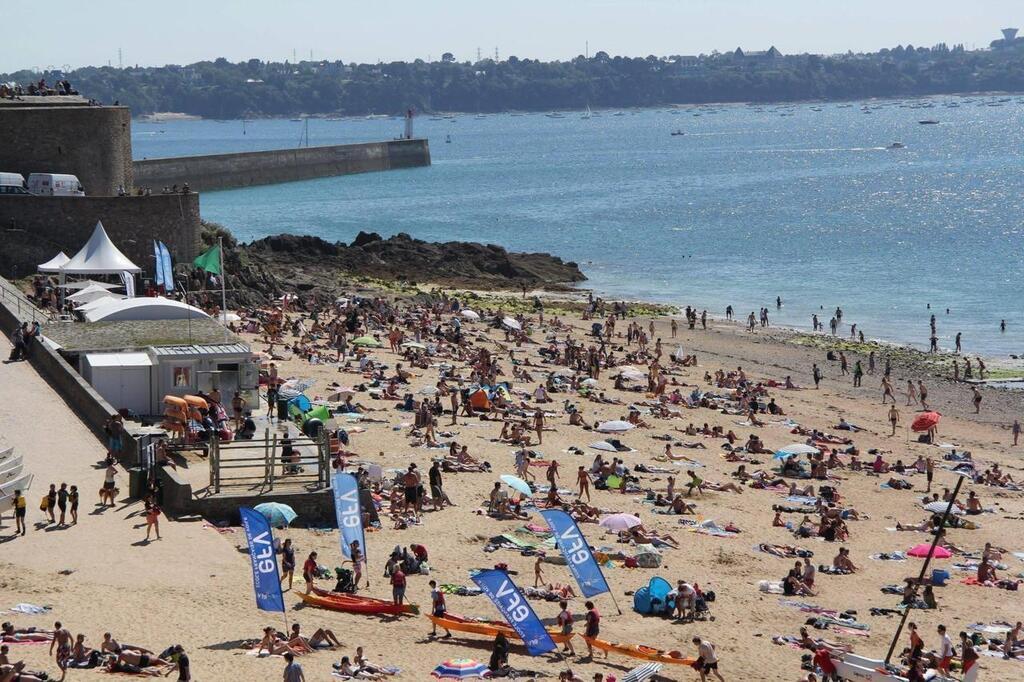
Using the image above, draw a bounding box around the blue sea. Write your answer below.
[132,98,1024,356]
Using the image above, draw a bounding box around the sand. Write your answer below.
[2,300,1023,681]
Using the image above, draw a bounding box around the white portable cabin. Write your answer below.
[79,343,259,417]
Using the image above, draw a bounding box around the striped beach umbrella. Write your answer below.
[622,662,663,682]
[431,659,491,679]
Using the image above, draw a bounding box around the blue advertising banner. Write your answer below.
[239,506,285,612]
[540,509,611,598]
[471,569,556,656]
[153,241,165,287]
[159,241,174,290]
[332,472,366,561]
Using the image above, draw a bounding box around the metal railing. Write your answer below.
[208,429,329,494]
[0,277,47,325]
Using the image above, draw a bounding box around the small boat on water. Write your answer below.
[887,142,905,149]
[545,112,565,119]
[918,119,940,125]
[671,130,685,136]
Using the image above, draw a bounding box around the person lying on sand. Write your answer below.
[0,661,47,682]
[623,525,680,548]
[290,623,341,649]
[257,627,307,656]
[797,627,849,654]
[99,632,152,655]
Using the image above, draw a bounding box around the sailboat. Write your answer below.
[581,104,592,120]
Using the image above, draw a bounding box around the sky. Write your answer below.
[2,0,1020,72]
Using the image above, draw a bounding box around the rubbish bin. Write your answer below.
[277,397,289,421]
[127,466,148,499]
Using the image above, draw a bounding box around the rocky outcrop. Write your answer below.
[225,231,585,306]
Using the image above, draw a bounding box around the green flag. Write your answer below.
[193,245,222,275]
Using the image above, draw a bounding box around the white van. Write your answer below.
[0,172,29,195]
[27,173,85,196]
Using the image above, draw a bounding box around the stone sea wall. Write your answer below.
[133,138,431,192]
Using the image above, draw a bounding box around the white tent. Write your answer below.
[75,295,129,312]
[57,280,122,291]
[61,221,141,275]
[67,284,123,304]
[83,296,210,323]
[38,251,70,273]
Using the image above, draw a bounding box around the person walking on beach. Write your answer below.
[534,555,546,587]
[282,652,305,682]
[576,466,591,502]
[881,376,896,404]
[429,580,451,638]
[583,602,600,659]
[839,352,848,376]
[972,387,982,414]
[929,334,938,353]
[692,637,725,682]
[670,318,678,337]
[302,551,318,594]
[888,405,900,436]
[13,489,27,536]
[279,538,295,590]
[937,625,953,675]
[534,408,545,445]
[68,485,78,525]
[50,621,71,681]
[56,482,68,526]
[925,457,934,493]
[905,380,918,407]
[812,364,822,390]
[1013,419,1021,446]
[868,351,875,374]
[976,357,986,380]
[852,361,863,387]
[747,312,756,332]
[45,483,56,524]
[918,381,929,410]
[812,314,819,331]
[829,317,837,335]
[725,305,733,321]
[390,565,406,606]
[145,500,161,541]
[955,332,962,354]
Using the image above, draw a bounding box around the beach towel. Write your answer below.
[869,552,907,562]
[785,495,819,505]
[758,580,785,594]
[9,603,50,614]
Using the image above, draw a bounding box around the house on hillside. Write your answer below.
[733,46,783,62]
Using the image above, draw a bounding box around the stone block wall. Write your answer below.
[0,193,201,279]
[0,105,132,196]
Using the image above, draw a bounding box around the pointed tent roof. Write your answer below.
[61,221,141,275]
[38,251,70,273]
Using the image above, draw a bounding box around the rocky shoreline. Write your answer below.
[222,229,586,307]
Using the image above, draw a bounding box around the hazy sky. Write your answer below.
[3,0,1019,72]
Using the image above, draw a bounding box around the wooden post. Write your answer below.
[212,435,221,494]
[263,428,270,489]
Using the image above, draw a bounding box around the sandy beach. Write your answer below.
[3,290,1023,681]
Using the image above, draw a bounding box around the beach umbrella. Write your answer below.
[617,368,647,382]
[776,443,820,456]
[417,386,439,396]
[589,441,620,452]
[431,659,491,679]
[599,513,642,531]
[596,420,635,433]
[352,335,382,348]
[502,317,521,331]
[923,501,963,515]
[460,309,480,320]
[401,341,427,350]
[907,543,952,559]
[580,378,600,387]
[622,662,663,682]
[500,474,533,498]
[253,502,297,527]
[911,412,941,432]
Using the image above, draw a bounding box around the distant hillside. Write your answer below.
[6,42,1024,117]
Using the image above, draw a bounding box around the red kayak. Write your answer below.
[298,587,419,616]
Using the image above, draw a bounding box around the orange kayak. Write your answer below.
[299,588,419,616]
[428,613,573,645]
[581,637,696,665]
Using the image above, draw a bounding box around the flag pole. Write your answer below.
[218,237,227,341]
[608,591,623,616]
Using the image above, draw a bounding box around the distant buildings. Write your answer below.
[991,27,1022,49]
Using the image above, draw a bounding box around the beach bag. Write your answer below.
[39,496,48,511]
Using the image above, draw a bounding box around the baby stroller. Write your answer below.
[333,567,356,593]
[693,589,715,622]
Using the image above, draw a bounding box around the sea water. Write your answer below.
[132,99,1024,356]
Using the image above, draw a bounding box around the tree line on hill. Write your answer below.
[5,43,1024,117]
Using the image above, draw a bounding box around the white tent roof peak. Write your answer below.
[83,296,211,323]
[61,221,141,275]
[38,251,70,273]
